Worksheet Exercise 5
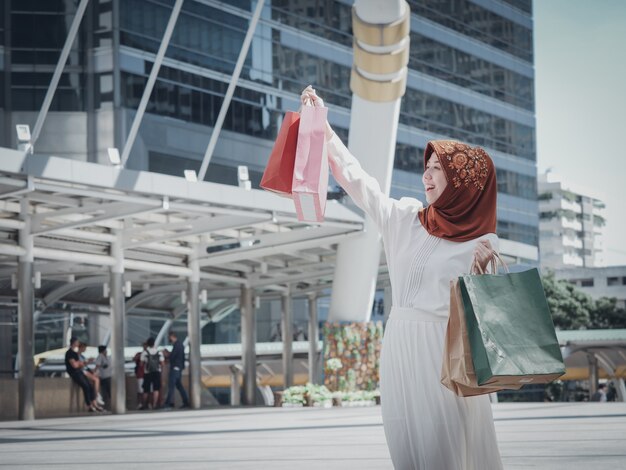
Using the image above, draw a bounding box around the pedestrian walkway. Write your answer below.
[0,403,624,469]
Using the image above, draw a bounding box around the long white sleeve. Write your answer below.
[326,132,422,232]
[326,133,395,230]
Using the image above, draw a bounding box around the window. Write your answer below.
[407,0,533,61]
[401,89,535,160]
[607,277,620,286]
[497,220,538,246]
[580,279,594,287]
[121,71,280,139]
[409,33,534,110]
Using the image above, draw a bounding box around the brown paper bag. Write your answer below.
[441,279,522,397]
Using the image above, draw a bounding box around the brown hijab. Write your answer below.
[417,140,497,242]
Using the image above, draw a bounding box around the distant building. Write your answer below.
[538,171,606,269]
[553,266,626,310]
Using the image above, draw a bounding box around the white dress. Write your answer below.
[327,134,503,470]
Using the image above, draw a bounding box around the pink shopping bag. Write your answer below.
[292,105,328,222]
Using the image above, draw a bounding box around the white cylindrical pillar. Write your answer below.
[329,0,410,322]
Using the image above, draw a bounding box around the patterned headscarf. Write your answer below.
[417,140,497,242]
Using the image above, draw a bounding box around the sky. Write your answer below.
[533,0,626,265]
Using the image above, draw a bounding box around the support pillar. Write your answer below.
[616,378,626,402]
[110,231,126,414]
[0,310,13,378]
[18,199,35,420]
[230,365,241,406]
[307,294,319,384]
[588,353,598,397]
[281,293,293,388]
[240,285,256,405]
[187,245,202,409]
[328,1,410,322]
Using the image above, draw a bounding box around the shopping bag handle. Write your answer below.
[470,250,509,275]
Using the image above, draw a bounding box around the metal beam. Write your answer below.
[125,284,186,312]
[120,0,184,167]
[155,319,174,347]
[0,176,34,199]
[32,202,159,235]
[41,276,107,308]
[30,0,90,149]
[198,0,265,180]
[123,214,270,249]
[198,230,361,267]
[252,268,335,289]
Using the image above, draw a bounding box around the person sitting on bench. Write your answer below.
[65,337,103,412]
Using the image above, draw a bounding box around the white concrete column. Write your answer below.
[18,199,35,421]
[328,0,409,322]
[307,294,319,384]
[240,285,256,405]
[110,231,126,414]
[281,293,293,388]
[187,244,202,409]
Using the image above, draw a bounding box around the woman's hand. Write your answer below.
[301,85,334,140]
[473,239,494,273]
[301,85,324,108]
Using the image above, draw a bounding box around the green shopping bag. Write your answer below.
[459,256,565,387]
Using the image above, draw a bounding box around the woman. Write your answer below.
[301,86,502,469]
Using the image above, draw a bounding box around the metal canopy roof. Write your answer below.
[557,329,626,384]
[0,146,365,321]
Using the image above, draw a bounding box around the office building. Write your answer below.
[538,171,606,269]
[0,0,539,348]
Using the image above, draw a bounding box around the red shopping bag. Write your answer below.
[260,111,300,197]
[292,105,328,222]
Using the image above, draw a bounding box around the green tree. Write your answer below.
[541,271,592,329]
[589,297,626,329]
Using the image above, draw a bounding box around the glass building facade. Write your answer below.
[0,0,538,249]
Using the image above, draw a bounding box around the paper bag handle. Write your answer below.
[470,250,509,275]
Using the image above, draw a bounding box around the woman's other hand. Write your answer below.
[473,239,494,273]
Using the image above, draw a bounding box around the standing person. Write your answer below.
[163,331,190,409]
[591,383,608,402]
[141,337,163,409]
[65,337,102,412]
[133,342,147,409]
[302,86,503,469]
[94,345,112,407]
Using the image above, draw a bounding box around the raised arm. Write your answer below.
[301,86,421,230]
[325,122,394,230]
